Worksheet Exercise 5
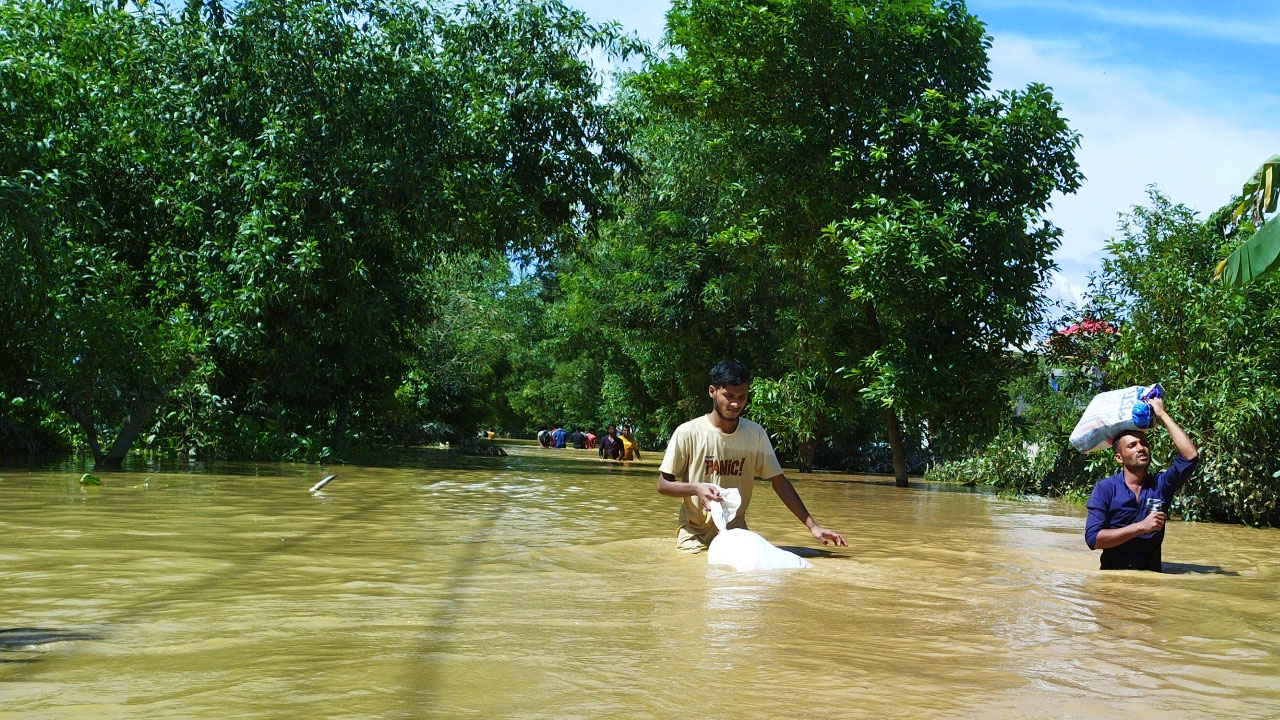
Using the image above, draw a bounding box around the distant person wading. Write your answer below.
[620,425,642,461]
[599,425,624,462]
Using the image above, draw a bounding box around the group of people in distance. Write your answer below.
[655,359,1197,572]
[536,422,643,462]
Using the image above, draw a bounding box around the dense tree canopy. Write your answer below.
[530,0,1081,483]
[0,0,636,466]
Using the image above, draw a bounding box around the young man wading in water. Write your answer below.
[657,360,847,553]
[1084,396,1198,571]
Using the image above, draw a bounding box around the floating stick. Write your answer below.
[309,474,338,493]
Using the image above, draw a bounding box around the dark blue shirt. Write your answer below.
[599,434,623,460]
[1084,454,1198,571]
[552,428,567,448]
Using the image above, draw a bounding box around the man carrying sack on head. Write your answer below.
[1084,395,1198,571]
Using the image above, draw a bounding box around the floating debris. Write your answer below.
[309,474,338,493]
[0,627,98,650]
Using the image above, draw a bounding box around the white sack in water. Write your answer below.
[708,529,813,571]
[705,488,812,571]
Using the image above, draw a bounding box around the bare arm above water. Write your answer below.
[657,471,722,505]
[1148,397,1198,462]
[769,474,848,547]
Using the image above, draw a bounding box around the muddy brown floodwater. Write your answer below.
[2,441,1278,719]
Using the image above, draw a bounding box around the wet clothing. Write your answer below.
[659,416,783,553]
[569,431,586,449]
[536,430,550,447]
[621,434,637,460]
[1085,454,1198,571]
[599,434,624,460]
[584,433,596,449]
[552,428,567,448]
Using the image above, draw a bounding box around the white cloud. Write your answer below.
[1042,267,1091,309]
[988,33,1280,295]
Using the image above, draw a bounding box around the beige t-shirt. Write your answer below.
[659,415,783,548]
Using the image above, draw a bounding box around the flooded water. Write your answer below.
[2,441,1278,719]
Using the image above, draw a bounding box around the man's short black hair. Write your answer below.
[710,359,751,387]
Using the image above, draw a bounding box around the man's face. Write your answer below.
[709,382,749,422]
[1113,431,1151,472]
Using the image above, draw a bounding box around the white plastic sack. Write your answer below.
[707,487,743,532]
[708,529,813,571]
[1069,384,1162,453]
[705,488,812,571]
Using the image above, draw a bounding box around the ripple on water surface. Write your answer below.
[1,446,1279,719]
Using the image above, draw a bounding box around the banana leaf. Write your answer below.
[1217,155,1280,287]
[1218,216,1280,286]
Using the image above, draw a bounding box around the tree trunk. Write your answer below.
[76,356,195,471]
[97,454,124,470]
[884,408,909,487]
[73,407,107,469]
[331,402,349,450]
[797,437,819,473]
[98,395,165,470]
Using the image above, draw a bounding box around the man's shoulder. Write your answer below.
[1089,472,1123,497]
[1093,471,1123,487]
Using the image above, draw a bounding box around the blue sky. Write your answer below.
[564,0,1280,307]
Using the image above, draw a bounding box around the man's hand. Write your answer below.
[1148,396,1168,421]
[809,524,848,547]
[1138,511,1167,535]
[693,483,723,506]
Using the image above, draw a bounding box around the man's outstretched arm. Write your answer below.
[769,474,847,546]
[657,471,722,506]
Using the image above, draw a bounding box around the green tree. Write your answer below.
[579,0,1081,481]
[389,252,521,442]
[746,370,833,472]
[933,190,1280,526]
[0,0,638,466]
[1096,191,1280,524]
[0,1,203,467]
[1216,154,1280,286]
